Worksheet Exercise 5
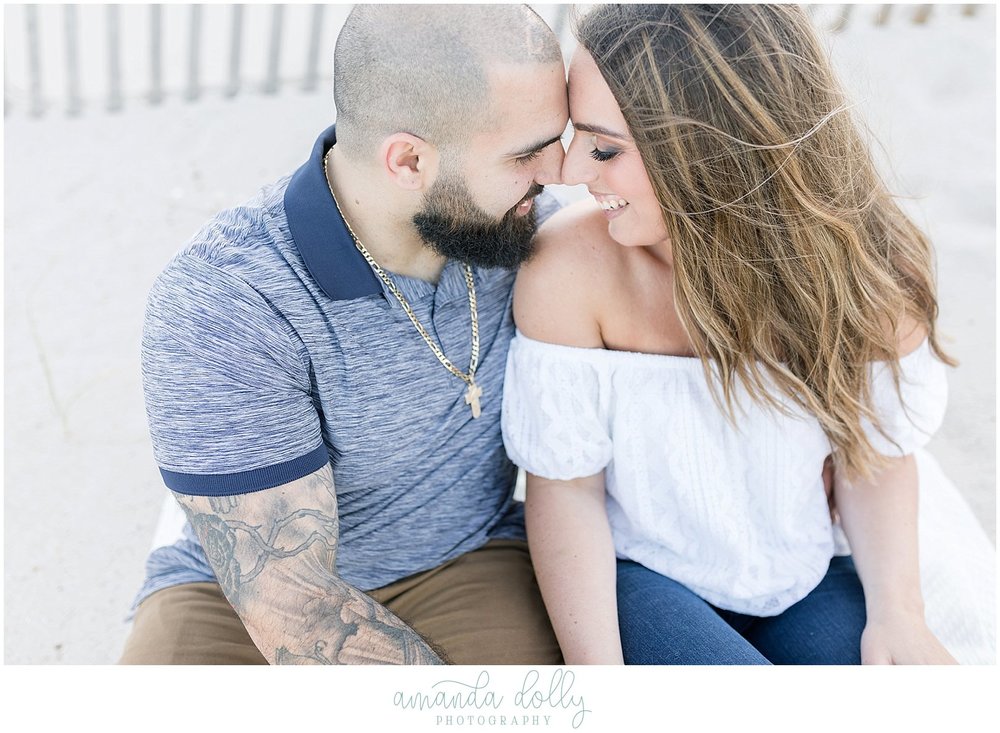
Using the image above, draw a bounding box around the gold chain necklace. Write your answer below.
[323,150,483,418]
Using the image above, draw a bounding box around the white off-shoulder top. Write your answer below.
[501,331,949,616]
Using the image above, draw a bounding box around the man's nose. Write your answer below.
[533,143,565,186]
[560,143,596,187]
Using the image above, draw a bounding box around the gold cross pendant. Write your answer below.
[465,380,483,419]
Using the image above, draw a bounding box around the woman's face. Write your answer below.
[562,48,671,254]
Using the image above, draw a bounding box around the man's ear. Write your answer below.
[378,133,437,191]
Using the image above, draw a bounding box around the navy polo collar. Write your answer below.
[284,125,382,301]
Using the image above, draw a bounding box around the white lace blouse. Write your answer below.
[501,331,949,616]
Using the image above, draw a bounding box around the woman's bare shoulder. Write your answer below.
[533,197,623,260]
[514,199,621,347]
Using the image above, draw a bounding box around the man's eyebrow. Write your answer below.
[573,122,629,140]
[506,134,564,158]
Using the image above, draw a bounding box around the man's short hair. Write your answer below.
[333,4,562,161]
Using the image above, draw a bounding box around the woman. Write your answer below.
[502,4,958,664]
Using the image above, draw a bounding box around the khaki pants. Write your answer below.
[119,539,562,665]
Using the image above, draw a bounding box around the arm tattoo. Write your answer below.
[208,494,240,514]
[172,466,443,665]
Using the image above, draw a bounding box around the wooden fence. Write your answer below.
[2,4,988,119]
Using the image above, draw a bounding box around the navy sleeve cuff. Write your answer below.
[160,443,330,496]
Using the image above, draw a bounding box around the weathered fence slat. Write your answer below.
[913,5,934,24]
[225,4,244,97]
[150,5,163,104]
[264,4,284,94]
[27,5,45,116]
[186,4,202,101]
[107,5,123,111]
[829,5,853,32]
[302,4,324,92]
[64,5,82,115]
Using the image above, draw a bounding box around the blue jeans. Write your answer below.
[617,556,866,664]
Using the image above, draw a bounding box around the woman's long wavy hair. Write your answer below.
[575,4,954,479]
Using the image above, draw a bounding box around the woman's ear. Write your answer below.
[378,133,438,191]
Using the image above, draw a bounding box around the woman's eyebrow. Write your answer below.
[573,122,629,140]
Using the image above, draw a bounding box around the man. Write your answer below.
[119,5,568,665]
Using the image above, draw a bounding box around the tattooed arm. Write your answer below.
[172,464,444,664]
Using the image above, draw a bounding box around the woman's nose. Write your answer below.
[561,140,597,187]
[533,143,565,186]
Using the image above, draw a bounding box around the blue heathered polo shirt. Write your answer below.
[133,125,560,606]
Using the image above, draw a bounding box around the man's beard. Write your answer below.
[412,176,544,270]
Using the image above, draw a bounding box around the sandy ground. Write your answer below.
[3,6,995,664]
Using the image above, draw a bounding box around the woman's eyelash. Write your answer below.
[590,148,620,162]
